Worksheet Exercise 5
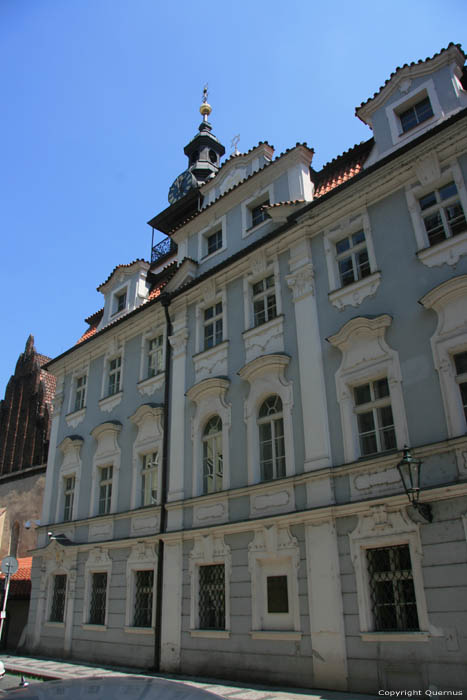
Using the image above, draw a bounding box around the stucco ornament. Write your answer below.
[286,263,315,301]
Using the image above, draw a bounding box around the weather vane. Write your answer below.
[200,84,212,122]
[202,84,208,103]
[231,134,240,156]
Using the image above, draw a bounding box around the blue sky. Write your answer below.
[1,0,466,397]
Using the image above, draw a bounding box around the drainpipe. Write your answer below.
[153,293,172,671]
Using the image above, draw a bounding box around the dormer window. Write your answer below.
[207,229,222,256]
[398,96,434,133]
[113,290,127,315]
[251,200,270,228]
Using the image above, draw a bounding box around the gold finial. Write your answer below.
[199,83,212,121]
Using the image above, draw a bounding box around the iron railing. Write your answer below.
[151,237,177,264]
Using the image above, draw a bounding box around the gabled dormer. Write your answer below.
[97,259,150,329]
[356,43,467,165]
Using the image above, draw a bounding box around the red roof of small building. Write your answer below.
[1,557,32,599]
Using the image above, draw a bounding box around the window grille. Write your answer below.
[50,574,67,622]
[367,545,419,631]
[89,572,107,625]
[133,570,154,627]
[199,564,225,629]
[267,575,289,613]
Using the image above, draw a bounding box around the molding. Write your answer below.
[242,315,285,364]
[328,271,381,310]
[190,629,230,639]
[98,392,123,413]
[250,630,302,640]
[360,632,430,642]
[193,341,229,385]
[137,372,165,397]
[286,263,314,301]
[65,407,86,429]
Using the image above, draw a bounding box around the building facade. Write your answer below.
[27,45,467,693]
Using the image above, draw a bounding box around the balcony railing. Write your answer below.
[151,237,177,264]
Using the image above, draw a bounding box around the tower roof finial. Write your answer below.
[199,83,212,122]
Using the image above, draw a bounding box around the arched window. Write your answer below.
[258,395,285,481]
[203,416,223,494]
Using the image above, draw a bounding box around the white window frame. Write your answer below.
[194,285,228,354]
[328,315,409,463]
[188,533,231,638]
[137,324,166,396]
[353,378,397,457]
[385,79,441,147]
[420,274,467,438]
[65,363,90,427]
[129,404,164,509]
[186,378,231,498]
[248,525,301,640]
[239,353,294,485]
[349,506,433,641]
[90,422,121,517]
[243,254,282,331]
[242,185,274,238]
[62,475,76,522]
[197,216,227,262]
[56,437,83,524]
[97,464,113,515]
[124,542,157,633]
[323,211,380,310]
[258,395,286,482]
[405,157,467,268]
[99,338,124,412]
[82,547,112,629]
[111,285,128,317]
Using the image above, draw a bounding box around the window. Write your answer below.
[354,378,397,456]
[199,564,225,630]
[141,453,158,506]
[108,356,121,396]
[454,351,467,424]
[50,574,67,623]
[98,466,113,515]
[367,545,419,632]
[267,575,288,613]
[335,230,371,287]
[206,229,222,256]
[133,570,154,627]
[147,336,163,377]
[258,395,285,481]
[203,416,223,494]
[63,476,75,522]
[251,200,270,228]
[399,96,433,133]
[418,181,467,247]
[89,572,107,625]
[252,275,277,327]
[114,290,127,314]
[74,375,87,412]
[203,302,223,350]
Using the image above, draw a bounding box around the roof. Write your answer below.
[97,259,149,292]
[40,368,56,405]
[1,557,32,599]
[168,142,314,235]
[77,310,103,344]
[313,140,374,198]
[356,43,465,115]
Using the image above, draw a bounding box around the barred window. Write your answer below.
[89,572,107,625]
[63,476,75,522]
[50,574,67,623]
[202,416,223,494]
[367,545,419,632]
[199,564,225,630]
[258,395,285,481]
[133,570,154,627]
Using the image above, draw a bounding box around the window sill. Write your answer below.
[44,622,65,628]
[201,245,227,263]
[81,624,108,632]
[242,315,284,365]
[98,392,123,413]
[361,632,429,643]
[137,372,165,397]
[124,626,154,635]
[190,629,230,639]
[250,630,302,641]
[193,340,229,384]
[243,217,271,239]
[329,271,381,310]
[417,229,467,268]
[65,407,86,428]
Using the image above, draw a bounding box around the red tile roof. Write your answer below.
[356,43,465,113]
[77,309,103,344]
[96,259,149,291]
[1,557,32,599]
[313,140,373,198]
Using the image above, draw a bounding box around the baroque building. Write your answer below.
[27,46,467,693]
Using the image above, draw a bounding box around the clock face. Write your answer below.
[168,170,195,204]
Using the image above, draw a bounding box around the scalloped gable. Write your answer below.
[97,259,149,294]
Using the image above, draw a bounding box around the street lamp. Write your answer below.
[396,447,433,522]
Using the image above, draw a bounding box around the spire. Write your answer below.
[183,86,225,184]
